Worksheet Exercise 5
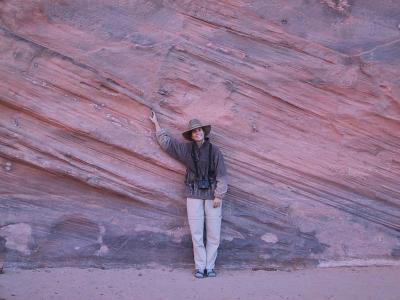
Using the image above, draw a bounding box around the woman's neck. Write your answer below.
[196,139,204,147]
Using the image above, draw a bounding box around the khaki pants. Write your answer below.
[186,197,222,271]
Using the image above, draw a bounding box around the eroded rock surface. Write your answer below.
[1,0,400,269]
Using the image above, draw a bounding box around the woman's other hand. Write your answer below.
[213,197,222,208]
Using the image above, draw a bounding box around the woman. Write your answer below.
[149,111,228,278]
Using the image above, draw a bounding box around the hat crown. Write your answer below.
[187,119,203,130]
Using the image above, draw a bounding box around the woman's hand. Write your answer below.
[149,111,158,125]
[213,197,222,208]
[149,111,161,131]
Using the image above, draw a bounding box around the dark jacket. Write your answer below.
[156,128,228,200]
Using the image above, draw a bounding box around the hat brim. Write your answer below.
[182,125,211,141]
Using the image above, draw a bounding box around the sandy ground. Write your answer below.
[1,266,399,300]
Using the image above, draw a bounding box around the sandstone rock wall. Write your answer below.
[1,0,400,269]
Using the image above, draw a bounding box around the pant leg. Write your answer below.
[186,198,206,270]
[204,199,222,270]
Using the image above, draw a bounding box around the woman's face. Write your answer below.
[191,127,204,142]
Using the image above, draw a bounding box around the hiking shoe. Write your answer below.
[206,269,216,277]
[194,269,205,279]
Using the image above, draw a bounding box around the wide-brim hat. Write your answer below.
[182,118,211,141]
